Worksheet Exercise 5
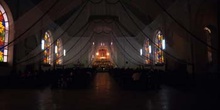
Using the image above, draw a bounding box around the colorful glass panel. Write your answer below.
[43,32,52,64]
[155,31,164,64]
[0,4,9,62]
[56,39,62,65]
[144,39,151,64]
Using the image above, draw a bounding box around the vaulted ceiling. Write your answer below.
[9,0,177,43]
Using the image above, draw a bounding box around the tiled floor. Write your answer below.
[0,72,219,110]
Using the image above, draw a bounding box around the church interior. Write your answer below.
[0,0,219,109]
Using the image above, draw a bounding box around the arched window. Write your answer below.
[55,39,63,65]
[144,39,151,64]
[43,31,53,65]
[0,4,9,62]
[155,31,165,64]
[204,27,212,63]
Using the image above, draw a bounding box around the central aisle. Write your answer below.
[52,72,153,110]
[91,72,119,92]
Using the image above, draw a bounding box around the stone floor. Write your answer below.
[0,72,219,110]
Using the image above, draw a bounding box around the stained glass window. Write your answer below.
[155,31,164,64]
[0,4,9,62]
[204,27,212,63]
[43,31,52,65]
[144,39,151,64]
[55,39,62,65]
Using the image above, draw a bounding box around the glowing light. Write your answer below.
[149,45,151,54]
[41,40,44,50]
[3,56,7,62]
[93,42,95,45]
[162,39,165,50]
[55,45,58,54]
[204,27,211,34]
[4,50,8,55]
[111,42,113,45]
[140,49,143,56]
[107,52,110,56]
[96,52,99,56]
[100,56,106,59]
[63,49,66,56]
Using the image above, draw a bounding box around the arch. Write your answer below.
[144,38,151,64]
[0,2,14,64]
[154,30,165,64]
[55,38,63,65]
[43,31,53,65]
[204,26,214,64]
